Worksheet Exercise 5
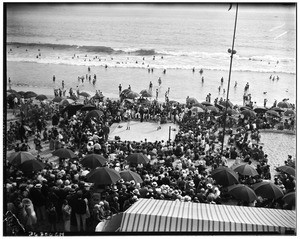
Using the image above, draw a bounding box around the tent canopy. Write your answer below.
[120,198,295,234]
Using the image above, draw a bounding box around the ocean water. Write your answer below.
[6,3,296,104]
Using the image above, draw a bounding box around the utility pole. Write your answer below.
[220,4,239,154]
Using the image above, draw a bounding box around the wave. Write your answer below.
[7,56,296,75]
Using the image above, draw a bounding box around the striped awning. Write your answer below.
[120,198,295,233]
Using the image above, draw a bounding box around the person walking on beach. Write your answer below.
[234,81,237,88]
[202,76,204,83]
[53,75,56,83]
[126,109,131,130]
[199,69,203,74]
[158,77,162,86]
[156,89,159,100]
[264,98,268,108]
[149,81,153,91]
[221,77,224,84]
[62,80,65,89]
[128,85,131,90]
[157,114,161,130]
[119,84,122,95]
[8,77,11,90]
[218,86,221,94]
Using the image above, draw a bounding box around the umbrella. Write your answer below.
[211,166,239,186]
[241,109,256,118]
[7,89,17,94]
[24,91,37,99]
[86,167,121,185]
[120,89,132,97]
[17,91,26,96]
[239,106,252,111]
[266,110,280,117]
[126,91,139,99]
[277,101,291,108]
[80,104,97,111]
[60,99,74,107]
[7,93,21,100]
[35,94,48,101]
[52,148,76,159]
[52,96,63,103]
[125,153,150,164]
[86,109,104,120]
[206,105,219,113]
[79,92,90,98]
[191,106,204,114]
[225,108,238,116]
[68,95,78,101]
[124,99,135,104]
[7,151,35,165]
[19,160,45,172]
[201,101,213,107]
[193,102,206,110]
[227,184,257,202]
[231,163,258,176]
[141,91,152,98]
[137,98,151,105]
[120,170,143,183]
[80,154,108,169]
[169,100,179,105]
[252,181,284,199]
[282,191,295,206]
[271,107,284,112]
[277,165,295,176]
[93,93,104,100]
[284,109,295,116]
[220,100,234,108]
[215,104,225,111]
[186,97,199,105]
[253,107,268,114]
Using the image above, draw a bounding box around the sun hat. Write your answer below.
[35,184,42,189]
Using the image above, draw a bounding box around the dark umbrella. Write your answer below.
[252,181,284,199]
[79,92,90,98]
[215,104,225,111]
[266,110,280,117]
[120,170,143,183]
[86,167,121,185]
[52,148,76,159]
[19,160,45,172]
[124,99,135,104]
[239,106,252,111]
[80,154,108,169]
[93,93,104,100]
[141,91,152,98]
[225,108,238,116]
[241,109,256,118]
[24,91,37,99]
[231,163,258,176]
[52,96,63,103]
[277,101,291,108]
[271,107,284,112]
[67,95,78,101]
[191,106,204,114]
[7,151,35,166]
[227,184,257,202]
[220,100,234,108]
[7,89,17,94]
[60,99,74,107]
[7,93,21,100]
[201,101,213,107]
[254,107,268,114]
[193,102,207,110]
[282,192,295,206]
[207,105,219,113]
[120,89,132,98]
[125,153,150,164]
[86,110,104,120]
[126,91,139,99]
[169,100,179,105]
[277,165,295,176]
[35,94,48,101]
[211,166,239,186]
[80,104,97,111]
[284,109,295,116]
[17,91,26,96]
[186,97,199,105]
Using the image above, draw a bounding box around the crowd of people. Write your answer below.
[5,89,296,235]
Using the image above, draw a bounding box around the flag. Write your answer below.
[228,4,232,11]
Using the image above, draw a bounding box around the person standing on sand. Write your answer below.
[264,98,268,108]
[157,114,161,130]
[53,75,56,83]
[62,80,65,89]
[149,81,153,91]
[126,109,131,130]
[119,84,122,95]
[8,77,11,90]
[156,89,159,100]
[128,85,131,90]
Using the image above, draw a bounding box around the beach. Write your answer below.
[4,3,296,235]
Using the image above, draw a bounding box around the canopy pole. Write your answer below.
[220,4,239,155]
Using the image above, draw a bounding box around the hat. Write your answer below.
[207,183,213,189]
[152,182,158,187]
[133,189,140,195]
[189,181,195,187]
[99,201,104,206]
[119,179,125,184]
[132,195,138,201]
[35,184,42,189]
[113,185,118,191]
